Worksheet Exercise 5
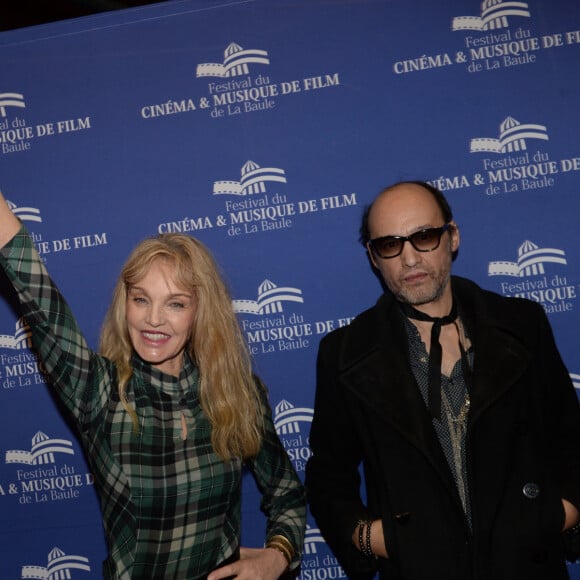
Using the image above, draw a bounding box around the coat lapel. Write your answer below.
[338,293,456,492]
[336,280,534,505]
[453,277,532,424]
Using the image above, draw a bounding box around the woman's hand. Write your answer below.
[207,546,288,580]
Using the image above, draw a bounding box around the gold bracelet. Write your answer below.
[268,534,295,557]
[267,540,292,562]
[267,543,292,565]
[266,535,294,565]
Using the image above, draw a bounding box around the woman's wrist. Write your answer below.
[265,534,294,567]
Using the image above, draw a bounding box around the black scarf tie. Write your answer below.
[401,300,459,420]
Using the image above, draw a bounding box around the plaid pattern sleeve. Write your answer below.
[0,226,139,578]
[0,225,109,424]
[249,384,307,570]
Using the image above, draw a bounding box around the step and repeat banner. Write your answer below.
[0,0,579,577]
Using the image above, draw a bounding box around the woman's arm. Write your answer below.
[0,192,106,424]
[209,383,306,580]
[248,386,307,572]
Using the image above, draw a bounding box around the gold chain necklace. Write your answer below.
[441,375,470,513]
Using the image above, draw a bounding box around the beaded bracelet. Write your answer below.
[566,521,580,535]
[356,520,374,558]
[357,520,365,554]
[365,520,373,558]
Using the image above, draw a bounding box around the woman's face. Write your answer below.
[126,259,196,377]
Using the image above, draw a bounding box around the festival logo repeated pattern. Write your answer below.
[0,0,579,577]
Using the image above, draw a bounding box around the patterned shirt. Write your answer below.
[403,314,474,526]
[0,226,306,579]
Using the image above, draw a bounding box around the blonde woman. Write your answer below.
[0,191,305,580]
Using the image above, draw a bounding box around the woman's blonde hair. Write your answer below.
[99,233,264,460]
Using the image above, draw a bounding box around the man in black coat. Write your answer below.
[305,181,580,579]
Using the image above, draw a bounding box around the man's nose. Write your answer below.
[398,239,422,266]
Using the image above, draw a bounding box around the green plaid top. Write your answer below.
[1,226,306,579]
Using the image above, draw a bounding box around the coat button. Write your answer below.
[522,482,540,499]
[394,512,411,524]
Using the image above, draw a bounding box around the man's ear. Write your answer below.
[367,243,379,269]
[449,221,460,253]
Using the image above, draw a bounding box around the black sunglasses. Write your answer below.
[368,224,452,259]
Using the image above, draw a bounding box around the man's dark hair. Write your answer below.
[359,181,453,246]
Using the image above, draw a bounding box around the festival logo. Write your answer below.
[197,41,338,118]
[0,92,91,155]
[5,198,42,223]
[0,92,26,117]
[22,546,91,578]
[488,239,577,314]
[1,431,94,505]
[273,399,314,473]
[196,42,270,78]
[213,160,287,196]
[157,159,358,237]
[0,319,47,390]
[392,2,580,75]
[300,525,346,580]
[234,279,304,315]
[429,115,551,194]
[233,279,354,355]
[234,279,310,354]
[141,41,340,121]
[428,114,580,196]
[470,116,548,154]
[0,319,32,350]
[469,115,557,194]
[6,431,74,466]
[1,194,109,263]
[451,1,531,32]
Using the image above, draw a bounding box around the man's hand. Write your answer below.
[351,519,388,558]
[562,498,580,531]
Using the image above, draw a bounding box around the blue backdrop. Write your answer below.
[1,0,579,577]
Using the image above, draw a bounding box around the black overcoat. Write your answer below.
[305,276,580,579]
